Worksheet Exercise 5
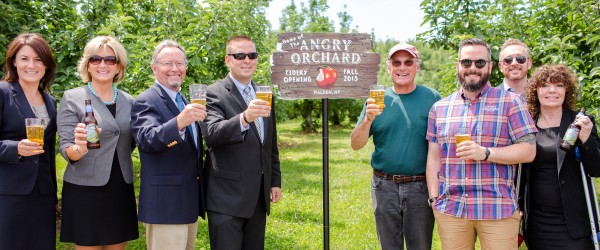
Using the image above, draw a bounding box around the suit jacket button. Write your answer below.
[114,131,120,136]
[33,159,38,164]
[560,180,566,185]
[196,176,200,181]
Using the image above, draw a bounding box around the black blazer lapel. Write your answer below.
[225,75,248,112]
[225,76,262,143]
[11,82,36,119]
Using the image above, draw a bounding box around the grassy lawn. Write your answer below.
[55,119,541,249]
[56,119,380,249]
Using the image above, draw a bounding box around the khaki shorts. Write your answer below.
[434,210,520,250]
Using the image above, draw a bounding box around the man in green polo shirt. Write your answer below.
[351,43,442,250]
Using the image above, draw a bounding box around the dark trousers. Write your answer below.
[208,186,267,250]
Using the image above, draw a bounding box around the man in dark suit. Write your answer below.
[130,40,207,250]
[201,35,282,250]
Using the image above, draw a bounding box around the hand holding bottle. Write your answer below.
[574,113,594,144]
[560,108,594,150]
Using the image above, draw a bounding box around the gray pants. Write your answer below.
[371,175,434,250]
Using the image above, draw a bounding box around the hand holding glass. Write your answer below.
[256,86,273,106]
[370,85,385,110]
[189,84,207,106]
[25,118,44,146]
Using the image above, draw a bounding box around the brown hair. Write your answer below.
[3,33,56,92]
[458,38,491,61]
[226,35,255,54]
[525,64,579,118]
[500,38,531,57]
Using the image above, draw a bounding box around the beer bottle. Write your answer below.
[84,100,100,149]
[560,108,585,151]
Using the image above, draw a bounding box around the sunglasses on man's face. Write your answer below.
[390,60,415,67]
[227,52,259,60]
[503,55,528,65]
[459,59,489,69]
[89,55,118,65]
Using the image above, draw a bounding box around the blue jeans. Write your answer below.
[371,175,434,250]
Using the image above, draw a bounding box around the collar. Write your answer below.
[229,73,255,96]
[460,82,490,102]
[156,81,179,103]
[501,79,512,92]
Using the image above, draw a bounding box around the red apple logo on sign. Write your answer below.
[316,67,338,89]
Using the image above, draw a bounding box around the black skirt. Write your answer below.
[0,184,56,250]
[60,152,139,246]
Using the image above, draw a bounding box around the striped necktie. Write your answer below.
[243,86,263,142]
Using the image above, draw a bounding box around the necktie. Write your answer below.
[176,92,195,144]
[243,86,263,142]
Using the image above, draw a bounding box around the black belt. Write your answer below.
[373,170,426,184]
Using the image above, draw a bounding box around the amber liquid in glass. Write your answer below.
[455,134,471,146]
[256,92,272,106]
[370,90,385,110]
[26,125,44,145]
[191,99,206,106]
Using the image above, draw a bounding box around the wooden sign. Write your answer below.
[271,33,380,100]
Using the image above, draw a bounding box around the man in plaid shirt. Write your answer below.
[425,38,537,249]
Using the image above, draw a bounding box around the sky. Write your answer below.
[266,0,429,42]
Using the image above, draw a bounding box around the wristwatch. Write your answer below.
[428,197,438,207]
[483,147,491,161]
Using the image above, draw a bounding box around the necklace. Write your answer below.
[539,115,560,128]
[88,82,117,105]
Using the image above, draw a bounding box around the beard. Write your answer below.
[458,69,490,92]
[167,81,182,89]
[504,65,527,80]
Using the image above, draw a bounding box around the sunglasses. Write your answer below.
[390,60,415,67]
[503,55,528,65]
[89,55,118,65]
[227,52,259,60]
[459,59,489,69]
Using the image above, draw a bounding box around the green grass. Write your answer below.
[54,119,577,249]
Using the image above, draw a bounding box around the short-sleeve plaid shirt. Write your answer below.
[426,83,537,220]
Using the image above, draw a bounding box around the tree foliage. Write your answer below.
[1,0,272,102]
[419,0,600,117]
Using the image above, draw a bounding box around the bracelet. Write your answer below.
[74,145,87,156]
[242,112,252,124]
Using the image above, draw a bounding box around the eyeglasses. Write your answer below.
[89,55,118,65]
[227,52,259,60]
[156,61,186,69]
[459,59,489,69]
[390,60,415,67]
[503,55,528,65]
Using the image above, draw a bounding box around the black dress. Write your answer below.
[524,126,593,250]
[60,103,138,246]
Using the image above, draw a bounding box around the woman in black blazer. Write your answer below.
[0,33,57,249]
[522,64,600,249]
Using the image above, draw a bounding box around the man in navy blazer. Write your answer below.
[131,40,207,250]
[201,35,282,250]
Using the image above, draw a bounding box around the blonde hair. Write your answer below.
[77,35,127,83]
